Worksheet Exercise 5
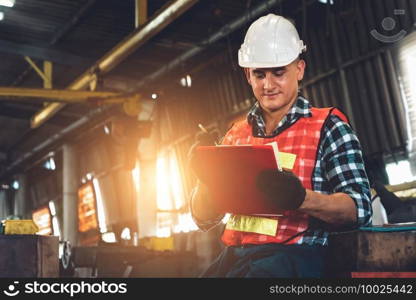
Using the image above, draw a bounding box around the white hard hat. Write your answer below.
[238,14,306,68]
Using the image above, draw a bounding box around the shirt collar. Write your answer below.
[247,95,312,136]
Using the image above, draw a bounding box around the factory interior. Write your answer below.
[0,0,416,278]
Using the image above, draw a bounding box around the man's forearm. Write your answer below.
[298,189,357,225]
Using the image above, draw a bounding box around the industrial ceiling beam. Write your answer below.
[0,87,143,120]
[0,39,92,66]
[132,0,284,91]
[23,57,54,89]
[10,0,97,87]
[0,87,122,102]
[135,0,148,28]
[31,0,199,129]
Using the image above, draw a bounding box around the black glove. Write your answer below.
[256,169,306,210]
[195,130,219,146]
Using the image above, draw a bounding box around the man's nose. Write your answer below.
[263,73,276,90]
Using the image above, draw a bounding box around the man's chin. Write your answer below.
[267,107,284,113]
[262,101,285,112]
[260,95,297,111]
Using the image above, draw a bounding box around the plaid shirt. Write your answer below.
[193,96,372,245]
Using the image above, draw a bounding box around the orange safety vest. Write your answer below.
[221,107,348,246]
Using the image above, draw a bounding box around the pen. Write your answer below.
[198,123,209,133]
[198,123,218,145]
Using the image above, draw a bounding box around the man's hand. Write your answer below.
[188,130,218,156]
[188,128,223,226]
[256,169,306,210]
[188,128,219,177]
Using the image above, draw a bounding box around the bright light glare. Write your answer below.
[156,227,171,238]
[186,75,192,87]
[156,152,197,236]
[0,12,4,21]
[52,216,61,237]
[49,157,56,170]
[180,75,192,87]
[156,153,186,210]
[49,201,61,237]
[0,0,15,8]
[151,93,158,100]
[404,51,416,99]
[102,232,116,243]
[132,166,140,191]
[48,200,56,216]
[173,213,198,233]
[121,227,131,240]
[92,178,108,233]
[169,154,185,210]
[104,125,110,135]
[156,156,173,210]
[386,160,416,185]
[402,49,416,152]
[222,213,230,224]
[12,180,19,190]
[44,157,56,170]
[33,208,52,235]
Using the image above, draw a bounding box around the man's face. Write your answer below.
[245,59,306,114]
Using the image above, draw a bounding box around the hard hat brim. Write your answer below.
[238,56,299,68]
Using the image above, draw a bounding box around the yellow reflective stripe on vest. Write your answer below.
[225,215,278,236]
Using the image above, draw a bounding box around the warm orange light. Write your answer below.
[155,151,198,236]
[132,165,140,192]
[156,155,173,211]
[78,182,98,233]
[32,207,52,235]
[92,178,108,233]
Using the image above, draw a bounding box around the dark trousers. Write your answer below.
[201,243,327,278]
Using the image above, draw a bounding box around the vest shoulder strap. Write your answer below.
[311,107,349,124]
[329,107,349,124]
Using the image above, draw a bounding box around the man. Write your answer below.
[190,14,372,277]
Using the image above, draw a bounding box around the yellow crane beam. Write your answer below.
[135,0,147,28]
[0,87,122,102]
[0,87,141,116]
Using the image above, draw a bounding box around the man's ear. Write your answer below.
[244,68,252,85]
[296,60,306,81]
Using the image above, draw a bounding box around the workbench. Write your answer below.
[327,228,416,277]
[0,235,59,277]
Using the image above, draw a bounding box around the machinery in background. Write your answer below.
[58,238,198,278]
[373,181,416,223]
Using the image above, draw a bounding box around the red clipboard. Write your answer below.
[190,144,284,215]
